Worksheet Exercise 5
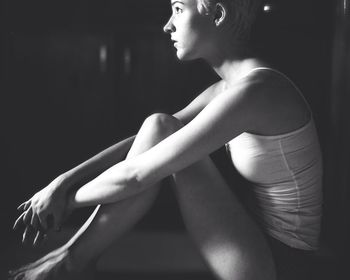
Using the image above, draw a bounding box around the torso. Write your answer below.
[220,67,323,250]
[177,66,323,249]
[217,67,312,138]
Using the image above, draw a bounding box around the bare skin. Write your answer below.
[9,72,307,280]
[9,116,171,279]
[10,113,276,280]
[10,1,313,279]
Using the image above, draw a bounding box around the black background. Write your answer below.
[2,0,346,278]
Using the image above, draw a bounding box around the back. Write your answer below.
[226,117,323,250]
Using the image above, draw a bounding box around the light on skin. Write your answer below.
[163,0,266,88]
[69,0,268,208]
[164,0,218,61]
[9,1,305,280]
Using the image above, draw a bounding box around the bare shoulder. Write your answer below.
[236,69,312,136]
[199,79,226,100]
[174,80,225,124]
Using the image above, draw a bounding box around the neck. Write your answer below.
[204,40,264,85]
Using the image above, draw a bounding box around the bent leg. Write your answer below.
[173,158,276,280]
[9,114,182,280]
[68,113,183,266]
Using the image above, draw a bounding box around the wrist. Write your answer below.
[60,165,86,189]
[54,173,74,192]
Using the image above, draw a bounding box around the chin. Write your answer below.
[176,49,198,61]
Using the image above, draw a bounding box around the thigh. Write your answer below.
[173,156,262,237]
[173,156,276,280]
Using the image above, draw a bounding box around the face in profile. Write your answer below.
[163,0,216,61]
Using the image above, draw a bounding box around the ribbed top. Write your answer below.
[227,117,323,250]
[225,67,323,250]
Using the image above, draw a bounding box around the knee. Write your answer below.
[142,113,183,138]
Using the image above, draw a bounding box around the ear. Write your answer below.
[213,2,226,26]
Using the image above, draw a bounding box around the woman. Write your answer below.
[10,0,323,279]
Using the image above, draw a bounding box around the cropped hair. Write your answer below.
[196,0,263,40]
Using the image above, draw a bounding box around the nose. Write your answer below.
[163,16,175,33]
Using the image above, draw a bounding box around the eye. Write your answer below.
[173,6,183,15]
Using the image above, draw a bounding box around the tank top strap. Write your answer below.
[244,67,313,117]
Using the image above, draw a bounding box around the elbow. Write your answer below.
[119,153,161,197]
[125,157,161,195]
[128,170,143,193]
[123,162,146,195]
[101,161,145,203]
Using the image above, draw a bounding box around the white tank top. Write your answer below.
[226,68,323,250]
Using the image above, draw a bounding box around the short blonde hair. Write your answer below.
[197,0,263,40]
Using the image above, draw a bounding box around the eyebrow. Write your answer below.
[171,1,184,6]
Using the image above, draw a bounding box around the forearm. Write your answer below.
[59,135,135,192]
[68,159,143,208]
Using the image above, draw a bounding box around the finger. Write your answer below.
[17,200,31,211]
[33,230,45,247]
[22,226,30,244]
[16,201,27,211]
[13,212,26,230]
[37,213,48,231]
[22,225,36,245]
[36,231,48,247]
[32,231,40,247]
[23,200,32,211]
[23,208,33,226]
[30,214,40,231]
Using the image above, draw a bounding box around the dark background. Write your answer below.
[1,0,349,278]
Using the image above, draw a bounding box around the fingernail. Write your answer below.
[12,222,18,230]
[22,234,27,244]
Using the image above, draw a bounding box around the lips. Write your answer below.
[171,39,178,47]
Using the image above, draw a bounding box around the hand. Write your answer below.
[13,176,73,245]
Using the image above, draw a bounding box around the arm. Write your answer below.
[59,81,223,190]
[173,80,223,124]
[70,78,264,207]
[13,136,135,232]
[14,80,224,243]
[59,135,136,191]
